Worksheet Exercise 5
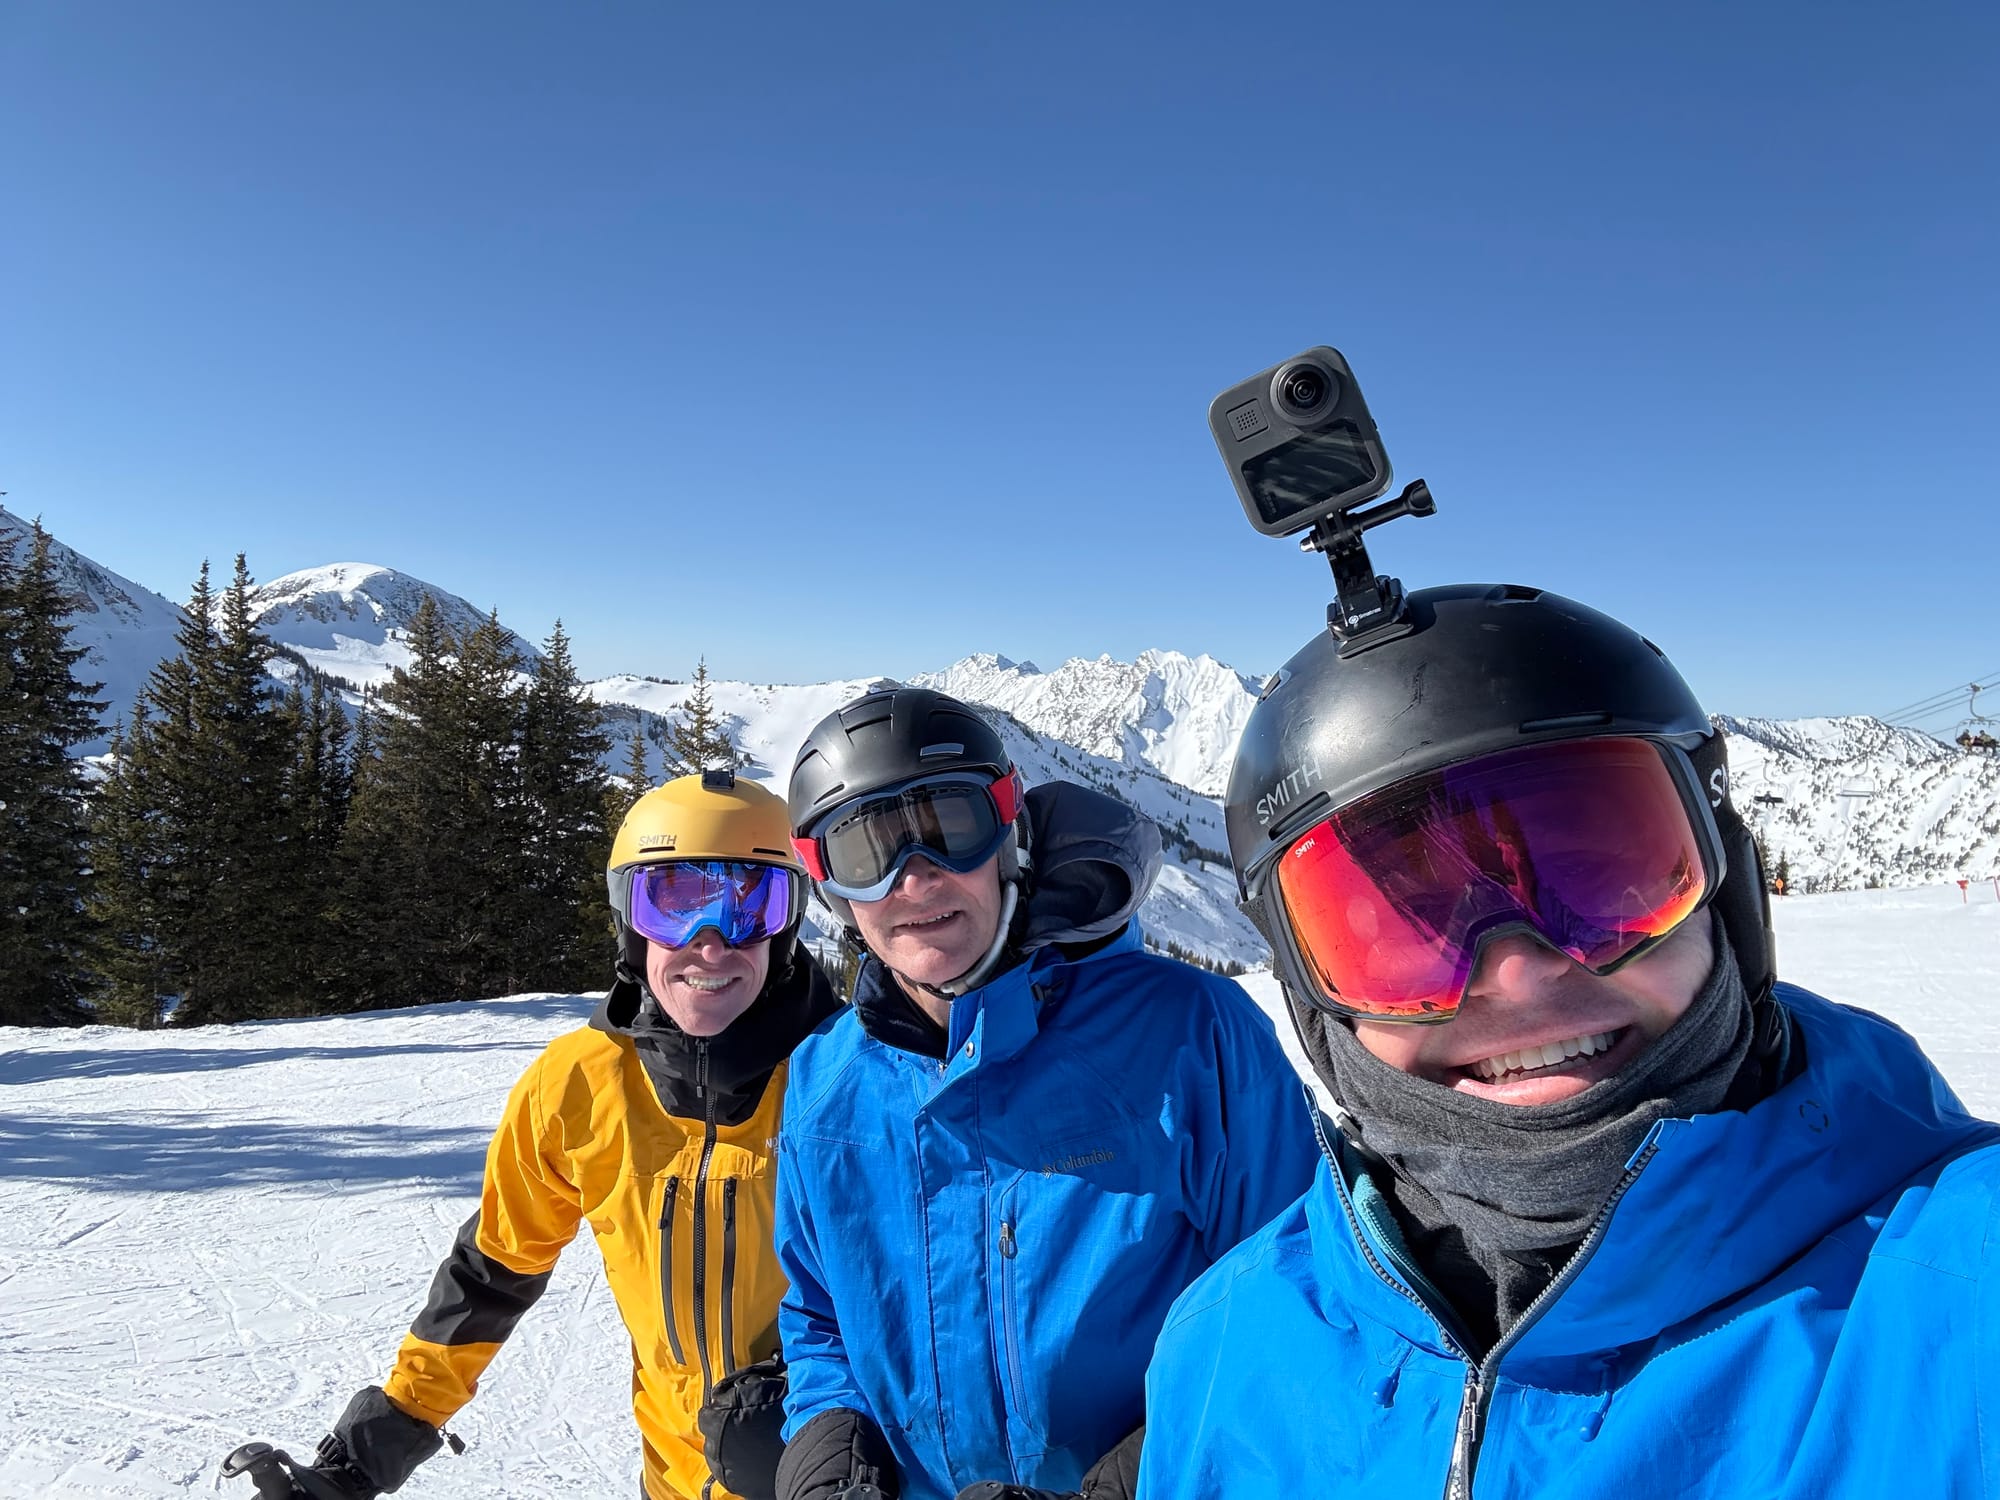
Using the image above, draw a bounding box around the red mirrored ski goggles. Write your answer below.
[1264,736,1721,1021]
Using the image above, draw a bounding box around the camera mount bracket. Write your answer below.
[1299,479,1437,648]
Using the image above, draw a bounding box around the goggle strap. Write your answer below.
[791,836,828,882]
[990,769,1023,826]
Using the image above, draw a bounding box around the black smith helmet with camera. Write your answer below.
[1224,583,1776,1024]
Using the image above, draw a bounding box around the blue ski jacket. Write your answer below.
[776,784,1320,1500]
[1140,984,2000,1500]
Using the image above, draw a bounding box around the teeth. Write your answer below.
[907,912,956,928]
[1471,1031,1616,1082]
[679,976,735,992]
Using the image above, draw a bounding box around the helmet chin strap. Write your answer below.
[930,878,1020,999]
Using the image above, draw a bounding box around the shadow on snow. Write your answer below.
[0,1038,552,1087]
[0,1114,490,1190]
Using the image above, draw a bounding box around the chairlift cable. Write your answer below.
[1879,669,2000,726]
[1880,672,2000,721]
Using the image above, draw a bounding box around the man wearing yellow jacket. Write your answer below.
[295,771,841,1500]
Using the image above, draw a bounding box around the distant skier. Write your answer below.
[278,772,839,1500]
[1139,582,2000,1498]
[769,688,1319,1500]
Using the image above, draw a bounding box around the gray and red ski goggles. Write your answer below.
[792,770,1024,903]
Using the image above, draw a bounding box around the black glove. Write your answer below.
[950,1423,1142,1500]
[219,1441,375,1500]
[1077,1424,1142,1500]
[290,1447,379,1500]
[775,1407,900,1500]
[701,1353,789,1500]
[319,1387,442,1496]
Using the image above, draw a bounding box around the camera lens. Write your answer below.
[1280,368,1325,409]
[1272,359,1340,423]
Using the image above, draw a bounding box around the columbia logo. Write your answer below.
[1039,1148,1114,1177]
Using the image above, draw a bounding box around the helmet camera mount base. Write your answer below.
[1300,478,1437,651]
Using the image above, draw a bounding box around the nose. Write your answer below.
[891,853,945,897]
[1460,930,1575,1006]
[685,929,730,963]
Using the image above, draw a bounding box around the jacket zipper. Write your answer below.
[1315,1110,1646,1500]
[997,1210,1028,1421]
[691,1040,718,1396]
[720,1177,739,1378]
[659,1176,685,1365]
[1439,1144,1659,1499]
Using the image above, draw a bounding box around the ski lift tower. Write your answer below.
[1835,780,1876,890]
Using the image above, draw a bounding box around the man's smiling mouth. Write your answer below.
[1468,1029,1621,1082]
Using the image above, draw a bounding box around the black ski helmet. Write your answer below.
[1226,583,1775,1025]
[788,685,1031,935]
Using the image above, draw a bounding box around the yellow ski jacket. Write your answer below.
[380,957,839,1500]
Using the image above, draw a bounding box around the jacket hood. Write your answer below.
[1016,780,1162,949]
[591,943,840,1123]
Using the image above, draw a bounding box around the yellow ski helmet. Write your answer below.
[607,769,807,965]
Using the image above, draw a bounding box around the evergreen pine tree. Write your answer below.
[0,521,105,1024]
[87,563,217,1025]
[275,671,352,1008]
[621,724,651,803]
[349,687,378,794]
[449,610,532,998]
[88,558,300,1025]
[86,711,170,1027]
[336,595,460,1009]
[519,620,613,991]
[298,674,353,857]
[176,554,297,1024]
[667,658,741,773]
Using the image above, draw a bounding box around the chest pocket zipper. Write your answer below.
[720,1177,740,1378]
[998,1210,1028,1422]
[659,1176,685,1364]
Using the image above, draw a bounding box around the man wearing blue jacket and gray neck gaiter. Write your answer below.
[771,687,1319,1500]
[1141,579,2000,1499]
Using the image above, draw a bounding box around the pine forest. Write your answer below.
[0,525,739,1028]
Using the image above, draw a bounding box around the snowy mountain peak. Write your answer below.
[250,562,541,689]
[913,648,1263,797]
[1717,713,1953,766]
[952,651,1036,675]
[0,506,187,755]
[0,505,185,637]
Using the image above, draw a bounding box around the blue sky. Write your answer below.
[3,2,1994,725]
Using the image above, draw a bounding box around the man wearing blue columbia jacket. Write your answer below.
[772,688,1318,1500]
[1141,578,2000,1498]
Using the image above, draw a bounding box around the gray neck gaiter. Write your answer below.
[1315,917,1755,1356]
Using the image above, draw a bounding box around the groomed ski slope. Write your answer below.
[3,886,1996,1498]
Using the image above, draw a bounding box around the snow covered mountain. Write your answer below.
[1726,715,2000,892]
[913,650,1262,797]
[0,505,187,757]
[22,509,2000,943]
[250,562,542,693]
